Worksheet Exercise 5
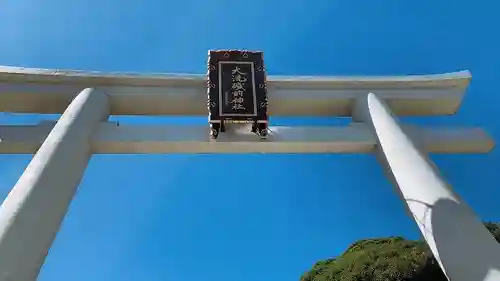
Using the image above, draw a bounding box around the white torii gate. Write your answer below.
[0,66,499,281]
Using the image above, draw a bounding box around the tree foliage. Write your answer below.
[301,222,500,281]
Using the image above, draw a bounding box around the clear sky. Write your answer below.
[0,0,499,280]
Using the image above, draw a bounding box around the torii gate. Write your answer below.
[0,57,499,281]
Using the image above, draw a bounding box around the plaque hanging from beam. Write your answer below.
[207,50,268,139]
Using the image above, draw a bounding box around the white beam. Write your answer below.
[354,92,500,281]
[0,122,493,154]
[0,66,470,116]
[0,88,109,281]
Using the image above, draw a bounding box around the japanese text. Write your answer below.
[230,66,247,111]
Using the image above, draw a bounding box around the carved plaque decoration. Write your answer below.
[207,50,268,124]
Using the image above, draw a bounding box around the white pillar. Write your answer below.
[354,92,500,281]
[0,88,109,281]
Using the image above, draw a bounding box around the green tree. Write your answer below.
[301,222,500,281]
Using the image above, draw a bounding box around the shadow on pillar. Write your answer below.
[408,198,500,281]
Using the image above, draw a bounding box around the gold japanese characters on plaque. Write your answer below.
[207,50,268,139]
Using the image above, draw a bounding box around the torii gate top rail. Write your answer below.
[0,66,470,116]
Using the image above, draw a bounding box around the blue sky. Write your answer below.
[0,0,499,280]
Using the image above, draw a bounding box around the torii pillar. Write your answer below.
[354,92,500,281]
[0,88,109,281]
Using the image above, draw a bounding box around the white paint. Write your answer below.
[0,88,109,281]
[0,66,470,116]
[0,122,493,154]
[0,66,496,281]
[354,92,500,281]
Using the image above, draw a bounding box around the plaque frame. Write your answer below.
[207,49,269,139]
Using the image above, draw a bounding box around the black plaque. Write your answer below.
[207,50,268,123]
[219,62,256,116]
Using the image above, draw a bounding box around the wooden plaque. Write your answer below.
[207,50,268,123]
